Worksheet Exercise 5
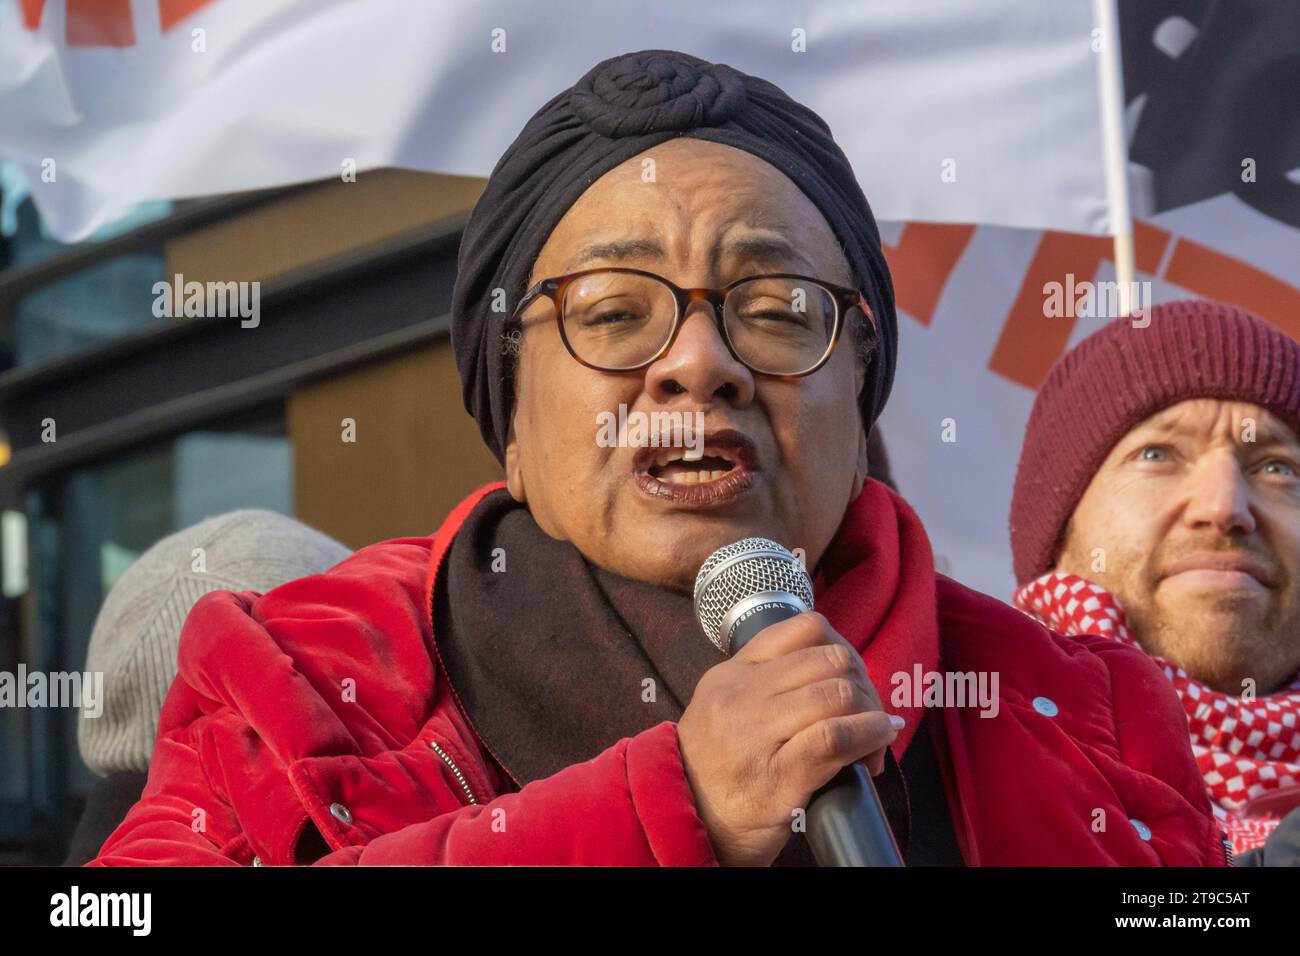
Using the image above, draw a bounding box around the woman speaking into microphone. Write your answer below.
[90,50,1225,868]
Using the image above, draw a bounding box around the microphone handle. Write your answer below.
[728,597,905,868]
[807,762,904,867]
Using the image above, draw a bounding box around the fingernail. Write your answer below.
[889,714,906,729]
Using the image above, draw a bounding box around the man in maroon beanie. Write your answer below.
[1010,299,1300,862]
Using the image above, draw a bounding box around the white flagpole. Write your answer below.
[1093,0,1136,319]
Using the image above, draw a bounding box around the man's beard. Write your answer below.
[1118,540,1299,694]
[1123,589,1291,692]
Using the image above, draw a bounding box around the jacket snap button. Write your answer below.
[252,855,263,867]
[1032,696,1058,717]
[329,802,353,825]
[1130,818,1152,841]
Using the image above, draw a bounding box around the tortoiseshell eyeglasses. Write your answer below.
[512,267,874,378]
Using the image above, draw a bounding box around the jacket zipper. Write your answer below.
[1223,835,1236,867]
[428,533,523,794]
[429,738,479,805]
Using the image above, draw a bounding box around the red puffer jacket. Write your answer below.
[89,483,1227,867]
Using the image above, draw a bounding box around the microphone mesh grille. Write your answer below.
[694,538,815,650]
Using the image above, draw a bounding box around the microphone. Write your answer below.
[694,538,904,868]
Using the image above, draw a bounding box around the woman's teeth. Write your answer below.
[651,449,696,469]
[661,468,731,484]
[647,451,736,483]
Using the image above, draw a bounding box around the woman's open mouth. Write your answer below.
[633,428,759,507]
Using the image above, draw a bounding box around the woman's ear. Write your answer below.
[504,417,527,503]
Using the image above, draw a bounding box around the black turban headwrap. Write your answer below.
[450,49,898,464]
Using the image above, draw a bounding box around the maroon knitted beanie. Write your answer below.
[1010,299,1300,585]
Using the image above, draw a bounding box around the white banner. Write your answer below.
[0,0,1111,240]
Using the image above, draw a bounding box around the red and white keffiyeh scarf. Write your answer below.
[1014,571,1300,855]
